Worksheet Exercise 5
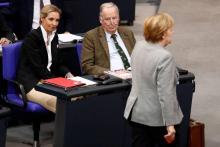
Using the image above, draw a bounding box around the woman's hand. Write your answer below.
[65,72,74,78]
[164,125,176,144]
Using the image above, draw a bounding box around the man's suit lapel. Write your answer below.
[98,27,110,60]
[118,28,133,55]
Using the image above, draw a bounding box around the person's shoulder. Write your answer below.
[118,26,133,34]
[136,40,147,45]
[139,41,172,58]
[85,26,100,35]
[158,47,171,56]
[24,28,42,42]
[84,26,104,40]
[27,28,41,37]
[157,48,173,63]
[132,40,146,54]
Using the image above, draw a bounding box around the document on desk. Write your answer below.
[104,69,132,80]
[68,76,97,86]
[43,77,85,90]
[58,33,83,43]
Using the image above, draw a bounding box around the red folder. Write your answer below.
[43,77,85,90]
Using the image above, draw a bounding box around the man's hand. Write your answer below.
[65,72,74,78]
[164,125,176,144]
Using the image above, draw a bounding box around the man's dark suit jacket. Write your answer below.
[0,11,15,42]
[17,27,69,93]
[11,0,64,39]
[82,26,136,75]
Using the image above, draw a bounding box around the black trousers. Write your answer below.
[130,121,179,147]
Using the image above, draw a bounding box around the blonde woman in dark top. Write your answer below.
[17,5,73,113]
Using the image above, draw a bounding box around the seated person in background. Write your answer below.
[10,0,69,39]
[81,2,136,75]
[16,5,74,113]
[0,11,15,45]
[124,13,183,147]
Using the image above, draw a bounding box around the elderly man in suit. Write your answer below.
[81,2,136,75]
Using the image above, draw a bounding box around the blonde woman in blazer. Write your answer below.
[124,13,183,147]
[17,5,73,113]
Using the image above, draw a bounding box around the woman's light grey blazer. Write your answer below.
[124,40,183,126]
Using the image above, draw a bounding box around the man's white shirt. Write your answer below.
[105,31,131,71]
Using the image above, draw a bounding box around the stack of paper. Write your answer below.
[68,76,97,86]
[58,33,83,43]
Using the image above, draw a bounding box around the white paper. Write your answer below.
[58,33,83,43]
[104,69,132,80]
[68,76,97,86]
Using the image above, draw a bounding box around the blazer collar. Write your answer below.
[98,27,110,59]
[118,28,133,55]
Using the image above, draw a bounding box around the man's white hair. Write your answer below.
[99,2,119,17]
